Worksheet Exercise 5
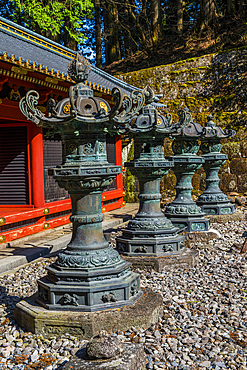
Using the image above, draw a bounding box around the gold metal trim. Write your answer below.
[0,217,6,226]
[43,208,50,215]
[0,235,6,243]
[102,195,107,201]
[63,103,71,115]
[0,67,68,92]
[43,223,50,230]
[45,77,59,85]
[37,106,46,113]
[122,191,126,196]
[0,20,75,60]
[157,117,162,126]
[99,101,108,112]
[11,66,28,75]
[102,207,106,213]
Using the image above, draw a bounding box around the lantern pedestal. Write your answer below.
[165,156,210,232]
[197,156,235,215]
[35,143,142,311]
[116,159,185,257]
[196,115,236,216]
[116,107,192,259]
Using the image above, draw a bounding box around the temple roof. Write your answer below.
[0,16,137,96]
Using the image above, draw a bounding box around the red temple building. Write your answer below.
[0,17,137,244]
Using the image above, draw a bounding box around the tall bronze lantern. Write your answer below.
[19,53,151,311]
[196,115,235,215]
[116,98,190,256]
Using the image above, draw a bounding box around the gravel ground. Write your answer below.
[0,217,247,369]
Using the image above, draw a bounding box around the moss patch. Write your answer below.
[120,47,247,198]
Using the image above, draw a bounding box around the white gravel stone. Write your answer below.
[0,215,247,369]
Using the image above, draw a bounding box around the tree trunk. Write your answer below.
[199,0,217,29]
[227,0,233,14]
[239,0,244,12]
[177,0,183,34]
[62,17,77,51]
[150,0,161,43]
[64,30,77,50]
[94,0,102,68]
[227,0,238,14]
[103,0,121,65]
[167,0,178,33]
[44,30,60,44]
[109,1,121,63]
[119,6,138,58]
[127,2,151,56]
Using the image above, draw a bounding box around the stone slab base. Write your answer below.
[182,228,220,243]
[122,248,199,272]
[62,343,146,370]
[205,210,245,223]
[14,288,163,340]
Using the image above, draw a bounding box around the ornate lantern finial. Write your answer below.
[206,114,216,127]
[67,52,91,83]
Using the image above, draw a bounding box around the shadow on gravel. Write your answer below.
[56,348,87,370]
[0,285,21,325]
[0,254,57,328]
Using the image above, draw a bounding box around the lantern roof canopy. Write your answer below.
[201,115,236,139]
[182,121,203,137]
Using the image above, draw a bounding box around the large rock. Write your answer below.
[86,331,123,360]
[62,343,146,370]
[221,142,241,161]
[237,174,247,194]
[219,173,238,193]
[235,196,246,206]
[230,158,247,175]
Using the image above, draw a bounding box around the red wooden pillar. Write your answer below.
[29,124,45,208]
[115,134,123,190]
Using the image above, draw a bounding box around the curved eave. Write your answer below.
[0,16,166,107]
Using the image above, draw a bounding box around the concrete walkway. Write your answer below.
[0,203,138,275]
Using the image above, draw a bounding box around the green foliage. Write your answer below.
[10,0,93,44]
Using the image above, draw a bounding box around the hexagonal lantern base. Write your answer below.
[36,257,142,312]
[165,155,210,233]
[166,215,210,233]
[117,227,185,256]
[197,202,235,216]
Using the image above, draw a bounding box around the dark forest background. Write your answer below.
[1,0,246,72]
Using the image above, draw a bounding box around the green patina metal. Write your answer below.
[116,92,190,256]
[196,115,236,215]
[19,52,148,312]
[165,115,210,232]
